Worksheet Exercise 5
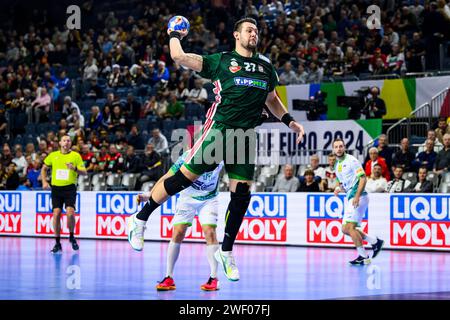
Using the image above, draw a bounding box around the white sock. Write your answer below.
[221,249,232,257]
[166,241,181,277]
[134,215,147,225]
[206,244,219,278]
[357,246,368,258]
[363,234,378,245]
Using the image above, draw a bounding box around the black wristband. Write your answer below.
[281,113,295,127]
[169,31,182,40]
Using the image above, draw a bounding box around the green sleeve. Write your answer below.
[44,153,53,167]
[268,64,280,92]
[197,53,222,80]
[356,171,365,178]
[354,159,365,178]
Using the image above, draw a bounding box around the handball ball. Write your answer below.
[168,16,190,33]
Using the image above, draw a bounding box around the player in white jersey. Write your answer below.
[332,138,384,265]
[126,151,223,291]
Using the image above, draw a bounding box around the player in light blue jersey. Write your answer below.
[127,151,224,291]
[332,138,384,265]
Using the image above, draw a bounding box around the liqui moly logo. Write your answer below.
[237,194,287,242]
[307,194,368,244]
[96,193,144,237]
[0,192,22,234]
[35,192,80,235]
[161,194,287,242]
[390,195,450,248]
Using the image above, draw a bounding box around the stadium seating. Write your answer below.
[297,165,307,176]
[136,119,149,133]
[426,172,440,191]
[91,173,107,187]
[92,182,107,191]
[106,173,122,190]
[403,172,418,186]
[48,112,62,124]
[25,124,36,136]
[443,172,450,184]
[439,182,449,193]
[260,165,279,177]
[253,181,265,192]
[120,173,140,191]
[141,181,155,192]
[257,174,275,191]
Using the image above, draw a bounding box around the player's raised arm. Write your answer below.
[167,20,202,72]
[265,90,305,144]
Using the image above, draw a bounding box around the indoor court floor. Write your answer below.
[1,236,449,300]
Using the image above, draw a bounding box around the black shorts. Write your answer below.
[51,184,77,210]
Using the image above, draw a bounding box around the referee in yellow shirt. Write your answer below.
[41,135,87,253]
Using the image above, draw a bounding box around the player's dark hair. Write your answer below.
[332,138,345,147]
[59,134,71,141]
[304,169,315,177]
[234,17,257,32]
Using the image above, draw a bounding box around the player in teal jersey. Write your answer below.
[127,17,304,281]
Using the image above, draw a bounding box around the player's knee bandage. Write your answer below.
[163,170,193,196]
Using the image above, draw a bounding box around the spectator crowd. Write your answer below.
[269,129,449,193]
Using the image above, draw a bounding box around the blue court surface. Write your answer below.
[1,236,450,300]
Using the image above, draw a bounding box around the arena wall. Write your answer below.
[1,192,449,251]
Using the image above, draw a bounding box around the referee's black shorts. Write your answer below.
[51,184,77,211]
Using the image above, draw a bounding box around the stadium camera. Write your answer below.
[292,99,314,111]
[354,86,371,96]
[293,92,328,121]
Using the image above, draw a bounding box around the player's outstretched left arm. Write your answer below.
[167,29,203,72]
[265,90,305,144]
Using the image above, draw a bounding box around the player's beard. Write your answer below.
[335,151,345,159]
[242,38,257,51]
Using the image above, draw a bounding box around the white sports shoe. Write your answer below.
[126,213,146,251]
[214,249,240,281]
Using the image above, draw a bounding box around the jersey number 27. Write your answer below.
[244,62,256,72]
